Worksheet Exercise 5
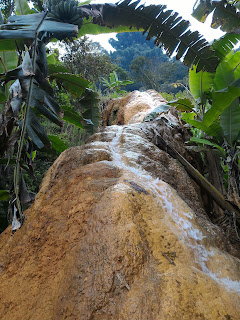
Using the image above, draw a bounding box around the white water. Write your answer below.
[107,125,240,295]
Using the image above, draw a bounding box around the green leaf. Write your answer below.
[214,58,235,91]
[211,33,240,61]
[192,0,213,23]
[15,0,31,15]
[78,19,141,37]
[0,190,10,201]
[168,98,195,112]
[61,106,84,129]
[203,83,240,127]
[143,105,170,122]
[220,98,240,146]
[48,135,69,153]
[211,3,240,32]
[79,1,92,5]
[30,84,62,126]
[81,89,99,134]
[189,65,214,99]
[47,53,58,65]
[190,137,225,156]
[182,113,223,139]
[48,63,72,74]
[0,51,18,73]
[49,72,89,97]
[117,79,134,86]
[0,39,19,51]
[26,108,51,149]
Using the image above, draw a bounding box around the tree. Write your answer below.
[109,32,168,72]
[61,36,115,86]
[130,56,188,92]
[109,32,188,93]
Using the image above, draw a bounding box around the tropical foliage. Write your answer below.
[61,36,116,85]
[101,71,133,95]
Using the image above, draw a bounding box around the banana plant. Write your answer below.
[169,50,240,209]
[0,0,98,230]
[101,71,133,94]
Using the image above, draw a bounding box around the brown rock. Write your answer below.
[0,92,240,320]
[102,90,168,126]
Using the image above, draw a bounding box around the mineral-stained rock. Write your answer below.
[0,91,240,320]
[102,89,168,126]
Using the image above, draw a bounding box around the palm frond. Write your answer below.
[79,0,220,72]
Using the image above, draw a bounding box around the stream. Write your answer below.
[108,125,240,295]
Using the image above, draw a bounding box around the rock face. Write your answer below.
[0,91,240,320]
[102,89,168,126]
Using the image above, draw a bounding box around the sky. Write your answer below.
[88,0,224,51]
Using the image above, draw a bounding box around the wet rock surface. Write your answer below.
[0,91,240,320]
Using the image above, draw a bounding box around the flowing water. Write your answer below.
[108,125,240,294]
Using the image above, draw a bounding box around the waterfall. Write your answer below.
[107,125,240,295]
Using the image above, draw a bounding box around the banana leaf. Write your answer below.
[220,98,240,146]
[189,66,215,99]
[79,1,219,72]
[48,135,69,153]
[211,33,240,60]
[0,13,78,41]
[81,88,99,134]
[203,82,240,127]
[49,71,89,97]
[182,113,223,140]
[15,0,32,15]
[203,53,240,127]
[78,20,141,37]
[168,98,195,112]
[190,137,225,156]
[192,0,240,33]
[0,51,18,73]
[61,105,84,129]
[26,108,51,149]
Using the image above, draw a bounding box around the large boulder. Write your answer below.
[102,89,168,125]
[0,91,240,320]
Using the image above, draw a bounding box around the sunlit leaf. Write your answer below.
[0,190,10,201]
[49,72,89,97]
[203,80,240,126]
[48,135,69,153]
[61,105,84,128]
[168,98,195,112]
[15,0,31,15]
[0,51,18,73]
[190,137,225,156]
[220,98,240,146]
[189,65,214,99]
